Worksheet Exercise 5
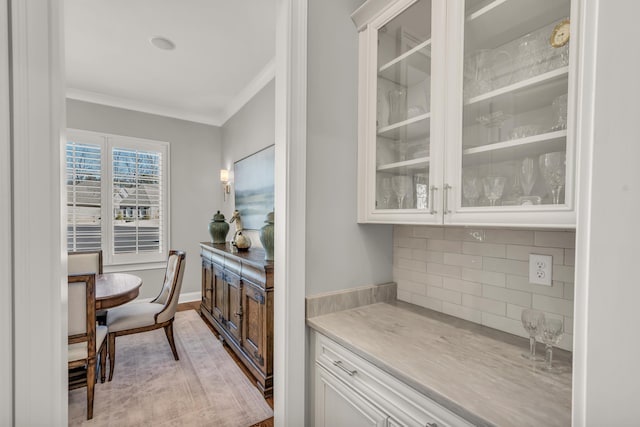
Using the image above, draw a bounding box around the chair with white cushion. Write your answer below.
[68,273,108,420]
[68,250,103,275]
[106,250,186,381]
[68,250,106,324]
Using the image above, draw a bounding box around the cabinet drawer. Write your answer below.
[314,332,474,427]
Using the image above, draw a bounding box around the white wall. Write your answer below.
[306,0,393,294]
[67,99,222,299]
[220,79,276,247]
[574,0,640,424]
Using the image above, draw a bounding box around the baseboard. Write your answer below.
[178,291,201,303]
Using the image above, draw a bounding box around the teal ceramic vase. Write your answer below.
[259,211,274,261]
[208,210,229,244]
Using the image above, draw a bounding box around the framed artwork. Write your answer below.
[234,145,275,230]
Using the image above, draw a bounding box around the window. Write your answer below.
[66,129,170,266]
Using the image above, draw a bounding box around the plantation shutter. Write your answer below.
[112,147,163,254]
[66,142,102,251]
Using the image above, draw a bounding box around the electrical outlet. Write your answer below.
[529,254,552,286]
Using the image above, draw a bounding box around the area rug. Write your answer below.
[69,310,273,426]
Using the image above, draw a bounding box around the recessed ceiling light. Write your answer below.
[150,36,175,51]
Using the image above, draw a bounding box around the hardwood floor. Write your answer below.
[177,301,274,427]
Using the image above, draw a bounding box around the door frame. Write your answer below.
[274,0,307,425]
[9,0,67,425]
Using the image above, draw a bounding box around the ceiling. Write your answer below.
[65,0,276,126]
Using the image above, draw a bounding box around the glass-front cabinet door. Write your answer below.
[445,0,576,227]
[356,0,445,224]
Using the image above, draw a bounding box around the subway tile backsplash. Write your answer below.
[394,225,575,351]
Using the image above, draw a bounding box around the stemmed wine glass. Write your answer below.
[379,177,393,209]
[462,174,482,207]
[521,309,545,361]
[482,176,506,206]
[391,175,413,209]
[551,94,568,131]
[539,317,564,372]
[476,110,511,144]
[539,152,566,204]
[520,157,537,196]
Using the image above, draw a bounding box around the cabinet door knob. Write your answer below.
[333,360,357,376]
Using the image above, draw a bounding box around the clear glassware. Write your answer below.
[539,152,566,204]
[520,157,537,196]
[462,174,482,207]
[476,111,511,143]
[482,176,506,206]
[551,94,568,131]
[379,177,394,209]
[391,175,413,209]
[467,49,493,98]
[514,33,544,82]
[521,309,545,361]
[539,317,564,372]
[388,87,407,125]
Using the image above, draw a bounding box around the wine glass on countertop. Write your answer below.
[539,317,565,372]
[521,309,545,361]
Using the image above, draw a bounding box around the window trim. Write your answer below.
[67,128,171,267]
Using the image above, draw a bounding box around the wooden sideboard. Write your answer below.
[200,242,273,397]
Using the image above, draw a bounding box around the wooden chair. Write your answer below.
[68,250,107,324]
[68,273,108,420]
[68,250,103,275]
[106,250,186,381]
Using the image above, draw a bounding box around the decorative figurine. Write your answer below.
[229,209,251,251]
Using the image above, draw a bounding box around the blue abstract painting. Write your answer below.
[234,145,275,230]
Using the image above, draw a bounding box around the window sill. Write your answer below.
[103,261,166,273]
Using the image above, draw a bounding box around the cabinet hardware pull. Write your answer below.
[443,184,452,214]
[426,423,438,427]
[429,185,438,214]
[333,360,357,376]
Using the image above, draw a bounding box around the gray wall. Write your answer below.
[220,79,276,247]
[67,99,222,299]
[306,0,393,294]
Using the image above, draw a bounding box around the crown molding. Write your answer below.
[220,58,275,126]
[66,88,224,126]
[66,57,276,128]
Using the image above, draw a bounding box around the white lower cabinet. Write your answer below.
[315,365,388,427]
[312,331,474,427]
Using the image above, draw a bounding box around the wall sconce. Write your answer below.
[220,169,231,200]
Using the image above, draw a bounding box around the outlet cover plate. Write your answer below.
[529,254,552,286]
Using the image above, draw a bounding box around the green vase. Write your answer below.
[208,210,229,244]
[259,211,274,261]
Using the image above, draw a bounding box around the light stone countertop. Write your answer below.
[307,301,572,427]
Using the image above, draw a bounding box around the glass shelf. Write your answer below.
[377,157,430,173]
[462,130,566,166]
[378,113,430,139]
[465,0,570,51]
[378,40,431,87]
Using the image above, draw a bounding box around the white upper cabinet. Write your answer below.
[353,0,578,227]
